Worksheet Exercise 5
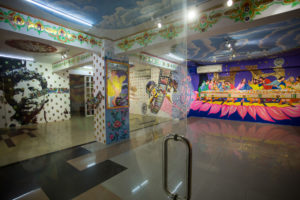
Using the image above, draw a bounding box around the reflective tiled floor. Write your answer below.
[0,114,169,166]
[0,116,95,167]
[1,117,300,200]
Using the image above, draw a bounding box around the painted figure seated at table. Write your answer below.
[266,76,286,89]
[236,78,252,90]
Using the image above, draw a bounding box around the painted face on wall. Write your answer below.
[12,79,46,113]
[2,68,48,126]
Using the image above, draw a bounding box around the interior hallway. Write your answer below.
[1,117,299,200]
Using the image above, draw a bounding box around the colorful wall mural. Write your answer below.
[129,61,194,119]
[0,7,102,51]
[105,59,130,144]
[106,60,129,109]
[52,52,92,71]
[106,108,129,144]
[0,57,70,128]
[188,53,300,125]
[146,69,178,114]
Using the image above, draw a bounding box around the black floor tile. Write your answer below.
[0,146,126,200]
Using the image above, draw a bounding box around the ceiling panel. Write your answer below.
[170,18,300,63]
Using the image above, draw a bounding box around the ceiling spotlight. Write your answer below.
[187,9,197,22]
[227,0,233,7]
[157,23,162,29]
[61,52,67,59]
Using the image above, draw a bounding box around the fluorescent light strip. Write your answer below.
[168,53,184,61]
[25,0,93,27]
[0,53,34,61]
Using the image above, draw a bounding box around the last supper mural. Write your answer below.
[188,54,300,125]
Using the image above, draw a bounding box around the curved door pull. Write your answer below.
[163,134,192,200]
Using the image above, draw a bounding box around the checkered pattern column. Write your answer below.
[93,52,106,143]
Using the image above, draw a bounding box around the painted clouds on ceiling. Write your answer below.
[173,18,300,63]
[32,0,208,29]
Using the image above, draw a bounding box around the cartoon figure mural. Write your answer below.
[189,57,300,125]
[143,67,194,119]
[145,69,178,114]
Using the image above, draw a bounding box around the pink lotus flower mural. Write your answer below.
[190,100,300,123]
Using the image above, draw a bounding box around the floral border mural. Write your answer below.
[106,108,129,144]
[115,0,300,52]
[0,7,102,49]
[52,52,92,70]
[139,53,178,71]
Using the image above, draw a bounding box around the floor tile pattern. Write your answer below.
[0,146,126,200]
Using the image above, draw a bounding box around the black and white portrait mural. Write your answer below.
[0,57,71,128]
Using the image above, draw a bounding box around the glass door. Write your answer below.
[84,75,94,116]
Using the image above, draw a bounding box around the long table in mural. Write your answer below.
[199,90,300,105]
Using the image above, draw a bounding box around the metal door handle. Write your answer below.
[163,134,192,200]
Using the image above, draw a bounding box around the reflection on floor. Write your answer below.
[129,114,171,131]
[0,115,95,167]
[75,118,300,200]
[0,114,170,166]
[1,117,300,199]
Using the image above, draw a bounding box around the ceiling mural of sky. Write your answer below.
[29,0,208,29]
[173,18,300,64]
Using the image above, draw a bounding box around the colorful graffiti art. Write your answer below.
[106,108,129,144]
[146,69,178,114]
[189,58,300,125]
[106,60,129,109]
[145,66,194,119]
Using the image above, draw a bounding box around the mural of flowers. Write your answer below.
[106,108,129,144]
[0,8,102,49]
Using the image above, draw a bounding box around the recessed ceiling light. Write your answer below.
[0,53,34,61]
[157,23,162,28]
[187,9,197,22]
[25,0,93,26]
[227,0,233,7]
